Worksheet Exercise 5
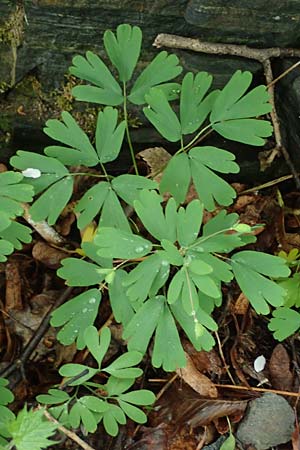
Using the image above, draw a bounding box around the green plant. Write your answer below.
[1,23,293,446]
[269,249,300,340]
[0,378,57,450]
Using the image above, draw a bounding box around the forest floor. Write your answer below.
[1,156,300,450]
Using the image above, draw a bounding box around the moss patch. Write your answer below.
[0,4,25,47]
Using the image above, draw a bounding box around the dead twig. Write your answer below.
[23,203,65,245]
[215,383,300,398]
[40,407,96,450]
[0,286,73,379]
[153,34,300,62]
[153,34,300,189]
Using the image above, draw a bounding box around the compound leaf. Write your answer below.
[117,400,147,424]
[50,289,101,349]
[269,307,300,341]
[123,296,164,355]
[8,407,57,450]
[57,258,105,286]
[29,176,73,225]
[95,107,126,163]
[134,190,172,241]
[102,405,126,436]
[161,240,183,266]
[279,273,300,308]
[105,351,143,379]
[0,171,34,220]
[104,24,142,82]
[213,118,272,146]
[70,51,123,105]
[232,250,291,278]
[0,221,32,251]
[99,189,131,232]
[119,390,155,405]
[210,70,272,145]
[112,174,158,206]
[231,251,290,314]
[0,240,13,263]
[37,389,70,405]
[143,88,182,142]
[44,111,98,166]
[10,151,69,195]
[84,326,111,368]
[124,253,169,304]
[59,364,97,385]
[159,153,191,205]
[75,181,110,230]
[106,378,135,397]
[189,146,239,211]
[176,199,203,246]
[94,227,152,259]
[211,72,272,121]
[0,379,14,405]
[170,301,216,351]
[129,51,182,105]
[180,71,213,134]
[109,270,134,325]
[152,303,186,371]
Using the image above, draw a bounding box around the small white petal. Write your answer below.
[254,355,266,373]
[22,168,41,178]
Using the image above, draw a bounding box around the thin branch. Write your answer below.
[153,34,300,62]
[40,408,96,450]
[0,286,73,378]
[23,203,65,245]
[215,383,300,398]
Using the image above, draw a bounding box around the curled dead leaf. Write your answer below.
[269,343,293,392]
[176,353,218,398]
[32,241,68,269]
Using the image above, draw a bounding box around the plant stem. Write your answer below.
[181,123,212,153]
[123,82,139,175]
[100,163,110,182]
[68,172,113,179]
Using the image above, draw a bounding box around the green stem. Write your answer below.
[187,227,234,250]
[123,82,139,175]
[68,172,113,179]
[100,163,110,182]
[175,123,213,156]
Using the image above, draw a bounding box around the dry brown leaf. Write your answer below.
[136,147,171,181]
[292,415,300,450]
[183,340,222,377]
[232,292,249,315]
[232,194,256,212]
[5,260,22,311]
[176,353,218,398]
[32,241,68,269]
[269,343,293,392]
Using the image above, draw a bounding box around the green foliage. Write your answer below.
[269,307,300,341]
[2,22,295,446]
[0,378,15,447]
[231,251,290,314]
[37,326,155,437]
[210,70,273,145]
[0,171,33,261]
[220,432,236,450]
[7,407,57,450]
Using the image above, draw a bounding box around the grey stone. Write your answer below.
[203,435,226,450]
[236,393,294,450]
[185,0,300,47]
[275,59,300,166]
